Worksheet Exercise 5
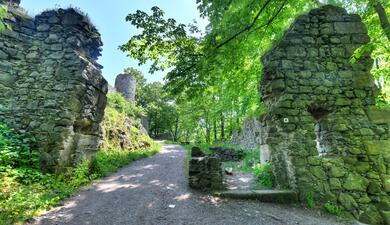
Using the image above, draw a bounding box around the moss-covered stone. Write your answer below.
[383,175,390,193]
[339,192,358,210]
[366,107,390,124]
[329,178,342,190]
[310,166,327,180]
[355,162,370,173]
[260,4,390,222]
[329,166,346,178]
[381,211,390,225]
[364,140,390,155]
[343,173,368,191]
[368,181,382,195]
[359,205,384,225]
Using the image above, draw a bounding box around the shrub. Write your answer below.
[324,202,341,215]
[0,123,38,168]
[107,92,145,118]
[253,163,274,188]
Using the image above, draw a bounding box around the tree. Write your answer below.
[122,0,390,143]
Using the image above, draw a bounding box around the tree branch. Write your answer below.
[251,0,287,32]
[215,0,272,49]
[373,1,390,41]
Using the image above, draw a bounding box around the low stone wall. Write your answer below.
[188,156,223,191]
[230,118,262,151]
[260,5,389,223]
[0,6,107,172]
[209,147,245,162]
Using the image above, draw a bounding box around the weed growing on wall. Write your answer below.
[324,202,342,216]
[306,191,316,208]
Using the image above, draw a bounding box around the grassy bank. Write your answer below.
[0,142,160,225]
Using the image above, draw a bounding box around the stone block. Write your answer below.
[364,140,390,155]
[339,192,358,210]
[334,22,367,34]
[366,107,390,125]
[344,173,368,191]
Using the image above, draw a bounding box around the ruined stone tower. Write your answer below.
[0,6,107,172]
[260,5,390,224]
[115,73,137,102]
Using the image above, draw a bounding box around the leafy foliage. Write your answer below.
[306,191,316,208]
[252,163,274,188]
[121,0,389,144]
[324,202,342,215]
[0,124,38,169]
[107,92,145,118]
[0,4,10,31]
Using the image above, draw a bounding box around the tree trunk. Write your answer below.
[373,1,390,41]
[174,117,179,141]
[213,120,217,141]
[205,115,211,143]
[220,112,225,140]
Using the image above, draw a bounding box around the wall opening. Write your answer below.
[308,106,331,156]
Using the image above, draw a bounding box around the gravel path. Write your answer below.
[30,143,347,225]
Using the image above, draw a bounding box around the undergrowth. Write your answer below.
[0,92,160,225]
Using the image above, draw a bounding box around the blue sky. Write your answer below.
[20,0,207,85]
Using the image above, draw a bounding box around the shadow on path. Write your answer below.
[29,143,346,225]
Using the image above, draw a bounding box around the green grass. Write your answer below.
[0,143,161,225]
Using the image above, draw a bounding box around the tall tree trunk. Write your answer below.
[220,112,225,140]
[205,115,211,143]
[373,1,390,41]
[174,117,179,141]
[213,120,217,141]
[229,116,233,137]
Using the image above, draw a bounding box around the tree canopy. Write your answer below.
[121,0,390,143]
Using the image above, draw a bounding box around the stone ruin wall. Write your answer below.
[115,73,136,102]
[230,118,261,151]
[260,5,390,224]
[0,5,108,172]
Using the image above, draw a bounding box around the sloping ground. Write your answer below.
[29,144,346,225]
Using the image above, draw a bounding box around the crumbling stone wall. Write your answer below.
[115,73,136,102]
[0,6,107,172]
[230,118,262,151]
[260,5,390,224]
[188,154,223,191]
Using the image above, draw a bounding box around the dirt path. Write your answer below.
[30,143,347,225]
